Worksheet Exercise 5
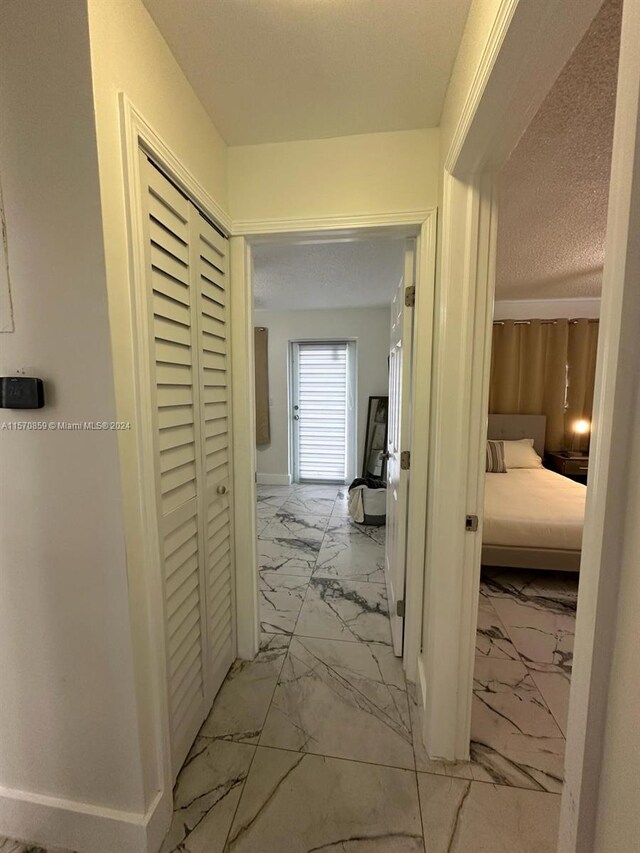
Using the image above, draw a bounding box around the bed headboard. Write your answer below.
[487,414,547,457]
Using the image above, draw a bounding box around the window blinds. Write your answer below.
[295,342,351,482]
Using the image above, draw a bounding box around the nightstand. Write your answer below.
[544,451,589,483]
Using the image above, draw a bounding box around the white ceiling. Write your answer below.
[252,238,405,310]
[143,0,472,145]
[496,0,621,302]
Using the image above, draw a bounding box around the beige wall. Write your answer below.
[86,0,232,810]
[229,129,439,222]
[439,0,504,163]
[254,307,391,481]
[231,129,438,484]
[0,0,144,817]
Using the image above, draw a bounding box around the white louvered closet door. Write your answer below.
[138,154,235,780]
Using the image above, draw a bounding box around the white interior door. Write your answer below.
[291,341,355,484]
[138,154,235,780]
[385,242,415,655]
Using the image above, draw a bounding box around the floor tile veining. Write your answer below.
[158,485,574,852]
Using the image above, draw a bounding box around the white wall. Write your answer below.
[254,307,391,482]
[229,129,439,222]
[493,298,601,320]
[0,0,144,830]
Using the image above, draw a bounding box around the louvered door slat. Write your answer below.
[164,537,198,581]
[166,553,200,600]
[159,422,195,453]
[148,193,188,240]
[152,269,190,306]
[153,291,190,326]
[149,220,189,265]
[155,316,191,347]
[150,245,190,285]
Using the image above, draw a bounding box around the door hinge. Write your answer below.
[396,599,406,618]
[465,514,479,532]
[400,450,410,470]
[404,285,416,308]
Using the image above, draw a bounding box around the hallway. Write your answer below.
[157,485,565,852]
[0,489,576,852]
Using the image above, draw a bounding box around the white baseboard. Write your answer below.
[416,652,428,715]
[0,785,171,853]
[256,473,292,486]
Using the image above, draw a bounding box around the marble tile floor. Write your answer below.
[0,840,74,853]
[2,487,573,852]
[155,485,575,851]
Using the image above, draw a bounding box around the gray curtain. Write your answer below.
[489,319,599,451]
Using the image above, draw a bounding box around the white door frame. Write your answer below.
[231,213,437,684]
[116,99,431,841]
[118,94,235,839]
[421,1,640,851]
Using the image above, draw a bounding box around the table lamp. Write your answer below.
[571,418,590,455]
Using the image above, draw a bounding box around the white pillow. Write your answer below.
[502,438,543,469]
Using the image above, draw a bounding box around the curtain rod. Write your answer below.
[493,319,599,326]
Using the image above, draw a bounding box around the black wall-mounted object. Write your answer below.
[0,377,45,409]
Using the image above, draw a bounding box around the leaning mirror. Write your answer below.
[362,396,389,480]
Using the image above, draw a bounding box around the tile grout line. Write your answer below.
[481,594,569,738]
[526,666,569,741]
[187,631,296,853]
[284,494,330,637]
[288,500,387,643]
[479,591,527,668]
[220,547,300,853]
[176,485,379,851]
[263,490,340,642]
[255,492,413,774]
[263,629,393,648]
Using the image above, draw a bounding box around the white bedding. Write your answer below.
[483,467,586,551]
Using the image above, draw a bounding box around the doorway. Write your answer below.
[463,0,619,796]
[290,339,357,485]
[415,0,639,850]
[231,218,436,682]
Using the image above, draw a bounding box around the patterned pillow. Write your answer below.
[486,440,507,473]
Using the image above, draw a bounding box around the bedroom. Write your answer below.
[464,0,621,790]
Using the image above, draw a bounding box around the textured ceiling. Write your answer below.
[496,0,621,302]
[252,238,405,310]
[142,0,472,145]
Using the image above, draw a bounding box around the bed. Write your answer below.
[482,414,586,572]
